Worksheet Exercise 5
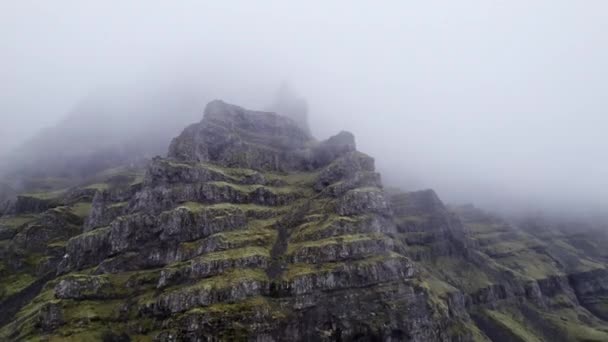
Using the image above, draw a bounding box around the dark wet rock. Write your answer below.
[93,252,145,275]
[156,206,246,243]
[108,214,158,254]
[569,268,608,297]
[84,191,128,231]
[0,225,18,240]
[469,284,512,306]
[445,291,468,316]
[12,209,81,252]
[108,206,246,254]
[101,331,132,342]
[36,302,64,332]
[163,280,448,342]
[569,268,608,319]
[537,275,578,301]
[58,227,112,273]
[524,281,545,305]
[13,196,57,214]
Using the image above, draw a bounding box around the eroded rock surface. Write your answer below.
[1,100,608,341]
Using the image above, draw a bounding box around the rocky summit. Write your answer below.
[1,100,608,341]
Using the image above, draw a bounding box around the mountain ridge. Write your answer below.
[0,100,607,341]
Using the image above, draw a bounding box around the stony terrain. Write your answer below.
[0,100,607,341]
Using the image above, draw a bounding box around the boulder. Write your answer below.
[54,274,113,300]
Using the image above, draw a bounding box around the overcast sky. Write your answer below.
[1,1,607,214]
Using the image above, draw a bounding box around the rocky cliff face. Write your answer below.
[405,202,608,342]
[0,101,455,341]
[0,100,607,341]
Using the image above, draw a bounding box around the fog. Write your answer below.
[2,1,608,216]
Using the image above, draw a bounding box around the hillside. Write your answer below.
[0,101,607,341]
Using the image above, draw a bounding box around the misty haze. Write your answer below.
[1,2,608,341]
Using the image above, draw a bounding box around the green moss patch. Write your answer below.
[0,287,56,340]
[177,201,289,217]
[184,296,283,318]
[0,272,37,300]
[216,220,278,245]
[21,189,66,200]
[83,183,109,191]
[266,171,319,187]
[290,214,362,242]
[497,250,561,280]
[208,181,304,196]
[196,246,270,262]
[543,307,608,341]
[88,166,145,187]
[69,202,92,219]
[286,233,385,254]
[0,214,38,229]
[178,224,277,259]
[484,309,543,342]
[424,256,495,292]
[199,162,259,180]
[466,222,511,235]
[108,201,128,208]
[165,268,268,293]
[282,262,339,280]
[282,253,405,281]
[62,299,123,322]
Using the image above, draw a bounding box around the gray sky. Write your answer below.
[2,1,608,214]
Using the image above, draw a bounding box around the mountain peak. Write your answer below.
[168,100,358,172]
[2,101,608,341]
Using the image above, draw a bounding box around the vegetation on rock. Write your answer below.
[1,100,607,341]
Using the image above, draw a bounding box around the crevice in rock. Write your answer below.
[266,200,313,284]
[0,272,55,328]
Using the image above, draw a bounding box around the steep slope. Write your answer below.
[388,188,608,341]
[0,165,145,329]
[1,100,607,341]
[0,101,459,341]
